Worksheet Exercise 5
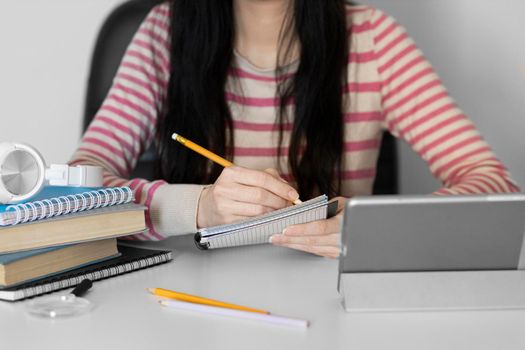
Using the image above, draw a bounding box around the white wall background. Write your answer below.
[0,0,124,164]
[0,0,524,193]
[365,0,525,193]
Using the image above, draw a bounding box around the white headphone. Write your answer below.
[0,142,103,204]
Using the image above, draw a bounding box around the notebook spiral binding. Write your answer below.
[5,187,134,226]
[19,255,170,300]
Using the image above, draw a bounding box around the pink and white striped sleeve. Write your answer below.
[370,9,520,195]
[70,4,205,240]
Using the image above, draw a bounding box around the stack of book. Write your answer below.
[0,186,171,301]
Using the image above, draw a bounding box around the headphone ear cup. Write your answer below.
[0,143,46,204]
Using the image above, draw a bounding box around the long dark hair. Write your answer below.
[158,0,349,198]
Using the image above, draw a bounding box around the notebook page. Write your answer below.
[199,195,328,238]
[206,202,328,249]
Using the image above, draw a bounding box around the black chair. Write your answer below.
[372,132,398,194]
[83,0,159,180]
[83,0,398,194]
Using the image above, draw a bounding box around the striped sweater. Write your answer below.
[70,3,520,240]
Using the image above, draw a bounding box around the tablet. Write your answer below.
[339,194,525,273]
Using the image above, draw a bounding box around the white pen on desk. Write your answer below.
[159,299,309,328]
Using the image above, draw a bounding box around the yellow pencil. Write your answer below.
[172,132,302,204]
[172,133,233,168]
[148,288,269,315]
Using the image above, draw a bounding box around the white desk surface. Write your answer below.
[1,235,525,350]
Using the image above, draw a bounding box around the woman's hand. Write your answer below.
[197,166,299,228]
[269,197,347,259]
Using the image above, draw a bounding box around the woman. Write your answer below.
[71,0,519,258]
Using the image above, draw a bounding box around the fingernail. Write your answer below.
[269,235,281,244]
[288,190,299,201]
[282,228,296,236]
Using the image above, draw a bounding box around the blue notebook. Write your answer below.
[0,186,134,226]
[0,246,69,265]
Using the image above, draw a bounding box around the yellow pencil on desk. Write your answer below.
[148,288,309,328]
[147,288,269,314]
[172,132,302,204]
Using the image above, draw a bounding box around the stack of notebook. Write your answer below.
[0,186,172,301]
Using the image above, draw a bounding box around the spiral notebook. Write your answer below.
[0,245,172,301]
[0,186,134,226]
[195,195,338,250]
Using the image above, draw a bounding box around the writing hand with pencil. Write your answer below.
[172,133,342,258]
[197,166,300,228]
[172,134,300,228]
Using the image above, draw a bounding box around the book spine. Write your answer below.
[5,187,133,226]
[10,252,172,301]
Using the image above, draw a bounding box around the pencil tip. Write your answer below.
[147,288,155,294]
[171,133,178,140]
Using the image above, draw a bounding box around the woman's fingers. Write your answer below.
[269,213,344,258]
[271,233,340,246]
[217,182,289,210]
[223,166,299,202]
[203,198,274,226]
[282,216,342,236]
[226,200,275,217]
[198,166,300,228]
